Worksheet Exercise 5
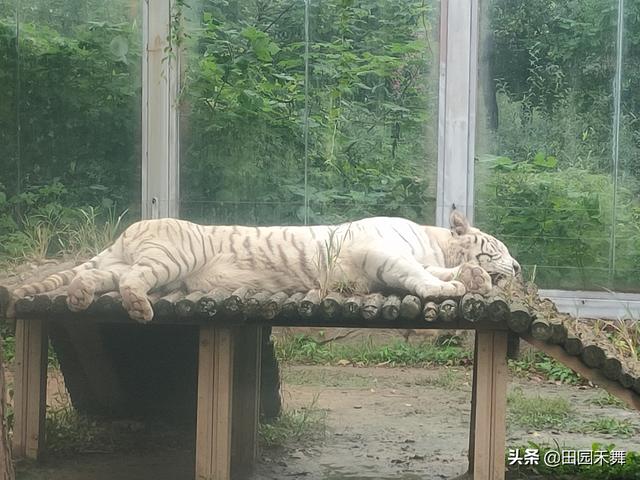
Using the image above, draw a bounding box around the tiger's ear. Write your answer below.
[450,210,471,236]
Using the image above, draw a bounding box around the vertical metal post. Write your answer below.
[142,0,180,219]
[436,0,479,226]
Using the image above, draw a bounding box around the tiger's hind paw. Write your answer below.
[121,287,154,323]
[457,263,492,295]
[67,278,96,312]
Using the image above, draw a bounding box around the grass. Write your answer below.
[42,396,328,455]
[588,391,627,409]
[65,206,128,258]
[43,404,194,456]
[507,388,638,437]
[0,205,128,265]
[507,442,640,479]
[259,396,326,448]
[275,334,473,367]
[507,388,573,430]
[509,350,582,384]
[276,334,586,388]
[412,369,465,391]
[1,324,15,363]
[605,318,639,361]
[45,406,118,455]
[576,418,637,437]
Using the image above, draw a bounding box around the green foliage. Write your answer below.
[487,0,640,174]
[0,181,128,261]
[509,351,582,384]
[275,334,472,367]
[507,388,638,437]
[589,391,627,409]
[507,442,640,479]
[477,1,640,292]
[507,388,573,430]
[577,418,637,437]
[180,0,438,225]
[0,327,14,365]
[45,406,117,455]
[476,154,640,291]
[0,1,140,263]
[259,396,326,448]
[0,13,141,210]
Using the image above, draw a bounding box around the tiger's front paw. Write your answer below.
[457,263,491,295]
[67,277,96,312]
[121,287,154,323]
[416,280,466,299]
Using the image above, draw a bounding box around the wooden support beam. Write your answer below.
[196,326,234,480]
[521,334,640,411]
[12,318,48,460]
[469,331,508,480]
[231,327,262,479]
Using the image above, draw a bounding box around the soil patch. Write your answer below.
[13,364,640,480]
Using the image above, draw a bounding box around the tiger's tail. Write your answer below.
[12,243,121,298]
[13,268,80,298]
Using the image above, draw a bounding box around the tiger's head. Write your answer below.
[449,210,521,278]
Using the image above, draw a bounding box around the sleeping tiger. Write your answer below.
[12,211,520,323]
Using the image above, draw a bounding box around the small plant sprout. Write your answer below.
[314,223,354,297]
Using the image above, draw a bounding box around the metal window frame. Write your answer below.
[539,289,640,320]
[142,0,180,220]
[436,0,478,226]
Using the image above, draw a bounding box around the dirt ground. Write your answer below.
[12,364,640,480]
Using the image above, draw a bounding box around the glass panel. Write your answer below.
[0,0,142,259]
[615,1,640,292]
[475,0,626,291]
[180,0,440,226]
[305,0,440,224]
[180,0,306,225]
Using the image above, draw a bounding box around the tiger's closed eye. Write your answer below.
[476,253,494,262]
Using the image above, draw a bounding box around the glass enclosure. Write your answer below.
[179,0,440,226]
[0,0,141,258]
[1,0,638,295]
[475,0,640,292]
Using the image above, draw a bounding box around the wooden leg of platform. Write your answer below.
[231,326,262,479]
[196,326,234,480]
[469,330,508,480]
[12,318,48,460]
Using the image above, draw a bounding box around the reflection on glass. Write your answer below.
[616,0,640,292]
[475,0,639,292]
[180,0,439,226]
[0,0,141,258]
[306,0,439,224]
[180,0,306,225]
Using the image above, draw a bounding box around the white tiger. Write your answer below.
[12,211,520,323]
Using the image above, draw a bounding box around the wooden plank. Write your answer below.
[521,334,640,411]
[12,317,48,460]
[231,327,262,478]
[196,326,234,480]
[467,335,479,475]
[471,330,508,480]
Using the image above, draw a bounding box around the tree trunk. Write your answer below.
[0,340,15,480]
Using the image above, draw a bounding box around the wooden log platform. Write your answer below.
[3,284,640,480]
